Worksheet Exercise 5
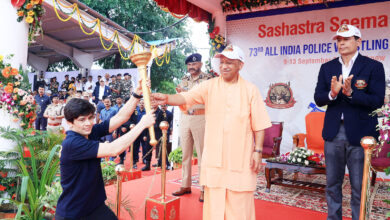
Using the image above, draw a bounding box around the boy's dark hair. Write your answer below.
[354,36,360,40]
[64,98,96,123]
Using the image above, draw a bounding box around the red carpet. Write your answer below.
[105,165,355,220]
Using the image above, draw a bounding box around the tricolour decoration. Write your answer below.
[12,0,45,43]
[52,0,171,65]
[265,82,296,109]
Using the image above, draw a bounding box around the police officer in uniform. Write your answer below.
[121,73,133,101]
[109,75,122,105]
[172,53,213,202]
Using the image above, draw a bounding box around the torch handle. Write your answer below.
[139,66,157,147]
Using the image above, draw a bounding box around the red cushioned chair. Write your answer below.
[371,139,390,186]
[293,112,325,154]
[262,121,283,159]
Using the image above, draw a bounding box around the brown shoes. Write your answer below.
[172,187,191,196]
[199,191,204,202]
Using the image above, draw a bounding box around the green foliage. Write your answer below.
[168,147,182,164]
[41,180,62,213]
[0,127,62,219]
[101,161,117,185]
[0,151,19,200]
[52,0,194,93]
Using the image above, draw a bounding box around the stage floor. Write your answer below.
[105,165,355,220]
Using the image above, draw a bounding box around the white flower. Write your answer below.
[304,160,309,165]
[297,158,302,163]
[292,158,296,163]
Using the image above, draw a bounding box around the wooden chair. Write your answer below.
[293,112,325,154]
[262,121,284,159]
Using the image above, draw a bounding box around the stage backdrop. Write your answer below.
[226,1,390,154]
[28,68,139,91]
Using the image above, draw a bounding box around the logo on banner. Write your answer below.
[265,82,296,109]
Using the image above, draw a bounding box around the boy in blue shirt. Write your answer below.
[55,86,155,220]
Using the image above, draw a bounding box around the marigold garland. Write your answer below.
[52,0,171,65]
[12,0,45,43]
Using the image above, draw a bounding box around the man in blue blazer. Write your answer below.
[93,78,111,104]
[314,24,385,220]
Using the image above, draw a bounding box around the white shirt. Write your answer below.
[329,51,358,120]
[98,85,105,100]
[329,51,359,101]
[85,81,95,93]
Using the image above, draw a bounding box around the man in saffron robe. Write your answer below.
[153,45,271,220]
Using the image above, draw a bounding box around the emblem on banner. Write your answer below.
[150,206,159,219]
[265,82,296,109]
[355,80,367,89]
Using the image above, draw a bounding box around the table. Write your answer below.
[265,159,326,193]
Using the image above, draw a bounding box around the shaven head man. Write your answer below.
[152,45,271,220]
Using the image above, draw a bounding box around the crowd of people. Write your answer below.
[52,24,385,220]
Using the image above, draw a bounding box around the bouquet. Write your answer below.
[273,147,325,166]
[0,54,37,129]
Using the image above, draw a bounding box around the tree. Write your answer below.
[50,0,195,94]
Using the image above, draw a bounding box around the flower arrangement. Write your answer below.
[0,54,37,130]
[12,0,45,42]
[274,147,324,166]
[206,19,226,77]
[372,103,390,146]
[208,19,226,56]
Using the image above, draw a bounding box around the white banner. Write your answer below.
[227,1,390,154]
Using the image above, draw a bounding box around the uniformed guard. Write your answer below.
[172,53,213,202]
[61,75,71,92]
[121,73,133,101]
[43,94,64,133]
[109,75,122,105]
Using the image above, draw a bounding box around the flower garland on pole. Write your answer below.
[206,18,226,77]
[0,55,37,130]
[51,0,171,66]
[12,0,45,43]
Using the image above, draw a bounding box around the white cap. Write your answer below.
[211,45,245,74]
[332,24,361,40]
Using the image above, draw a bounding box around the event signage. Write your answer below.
[227,1,390,153]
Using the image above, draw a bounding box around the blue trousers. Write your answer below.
[35,117,47,130]
[324,124,364,220]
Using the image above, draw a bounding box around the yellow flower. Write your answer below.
[17,10,24,17]
[13,88,19,93]
[26,16,34,24]
[32,0,41,5]
[26,3,33,9]
[14,82,20,86]
[0,55,3,62]
[27,11,35,17]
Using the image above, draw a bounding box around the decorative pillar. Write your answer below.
[0,1,29,68]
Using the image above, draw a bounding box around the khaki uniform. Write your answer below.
[178,72,213,188]
[44,103,64,133]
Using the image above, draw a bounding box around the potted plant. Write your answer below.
[0,127,61,220]
[168,147,182,169]
[101,161,117,185]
